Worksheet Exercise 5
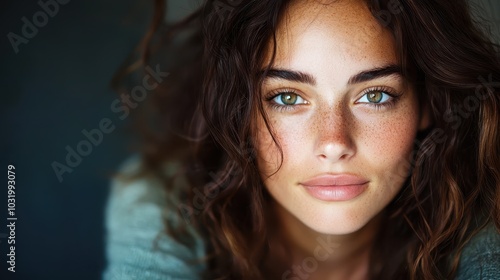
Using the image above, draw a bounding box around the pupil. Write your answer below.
[367,92,383,103]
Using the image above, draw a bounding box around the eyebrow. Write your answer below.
[262,65,402,86]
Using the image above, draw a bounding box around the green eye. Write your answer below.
[367,92,383,103]
[280,93,298,105]
[271,92,306,106]
[358,91,391,104]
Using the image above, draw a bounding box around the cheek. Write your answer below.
[254,114,310,180]
[355,101,420,186]
[254,117,286,178]
[256,118,311,188]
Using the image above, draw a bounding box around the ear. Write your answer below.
[418,99,433,131]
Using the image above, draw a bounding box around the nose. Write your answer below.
[314,105,356,162]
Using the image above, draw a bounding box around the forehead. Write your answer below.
[266,0,398,82]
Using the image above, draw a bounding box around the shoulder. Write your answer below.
[102,155,206,280]
[456,222,500,280]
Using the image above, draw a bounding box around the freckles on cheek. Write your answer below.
[357,109,419,179]
[370,122,414,157]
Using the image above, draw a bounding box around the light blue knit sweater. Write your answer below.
[102,159,500,280]
[102,158,205,280]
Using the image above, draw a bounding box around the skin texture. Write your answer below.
[255,0,430,278]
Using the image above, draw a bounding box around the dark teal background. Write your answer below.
[0,0,497,279]
[0,0,199,279]
[0,1,150,279]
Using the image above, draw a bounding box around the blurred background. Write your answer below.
[0,0,200,279]
[0,0,498,279]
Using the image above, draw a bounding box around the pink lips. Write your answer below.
[300,174,369,201]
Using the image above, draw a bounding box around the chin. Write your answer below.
[294,202,380,236]
[306,218,371,236]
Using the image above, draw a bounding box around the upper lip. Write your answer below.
[300,174,369,186]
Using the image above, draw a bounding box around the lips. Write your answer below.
[300,174,369,201]
[301,174,369,187]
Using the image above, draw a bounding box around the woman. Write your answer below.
[103,0,500,279]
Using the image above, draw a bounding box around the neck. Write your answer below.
[271,203,384,280]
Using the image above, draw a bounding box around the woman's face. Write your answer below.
[255,0,428,235]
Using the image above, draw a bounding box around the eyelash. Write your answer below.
[264,86,401,112]
[357,86,401,110]
[264,88,305,112]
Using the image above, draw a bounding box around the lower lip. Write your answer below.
[302,183,368,201]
